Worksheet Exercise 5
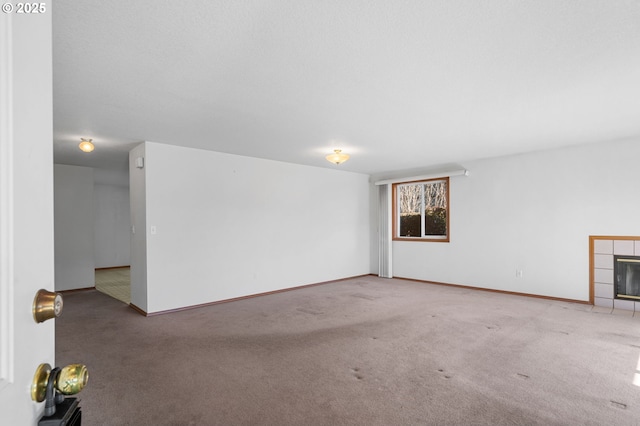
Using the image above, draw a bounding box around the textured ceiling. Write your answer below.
[52,0,640,176]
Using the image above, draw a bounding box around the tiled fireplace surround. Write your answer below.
[591,236,640,313]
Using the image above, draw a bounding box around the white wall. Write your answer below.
[388,138,640,301]
[54,164,95,291]
[129,143,148,311]
[94,167,129,187]
[94,183,130,268]
[131,142,371,313]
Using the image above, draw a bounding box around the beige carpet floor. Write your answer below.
[94,267,130,304]
[56,276,640,425]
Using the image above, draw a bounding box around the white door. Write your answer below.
[0,2,56,424]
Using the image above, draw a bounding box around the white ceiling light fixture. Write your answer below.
[326,149,349,165]
[78,138,94,153]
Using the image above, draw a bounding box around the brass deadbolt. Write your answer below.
[33,289,63,323]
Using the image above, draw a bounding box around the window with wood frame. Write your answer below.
[393,177,449,242]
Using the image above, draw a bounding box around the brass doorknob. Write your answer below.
[33,289,63,323]
[57,363,89,395]
[31,363,89,402]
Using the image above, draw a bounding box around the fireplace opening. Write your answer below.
[614,255,640,300]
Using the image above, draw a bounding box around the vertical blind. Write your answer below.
[378,184,393,278]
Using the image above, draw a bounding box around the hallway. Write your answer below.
[95,267,130,304]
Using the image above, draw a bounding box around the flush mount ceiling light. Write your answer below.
[325,149,349,165]
[78,138,94,153]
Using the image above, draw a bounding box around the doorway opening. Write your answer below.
[95,266,130,304]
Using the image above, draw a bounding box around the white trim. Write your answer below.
[374,169,469,186]
[0,11,14,387]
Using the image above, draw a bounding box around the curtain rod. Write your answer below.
[374,169,469,186]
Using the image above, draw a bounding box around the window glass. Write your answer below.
[395,178,449,241]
